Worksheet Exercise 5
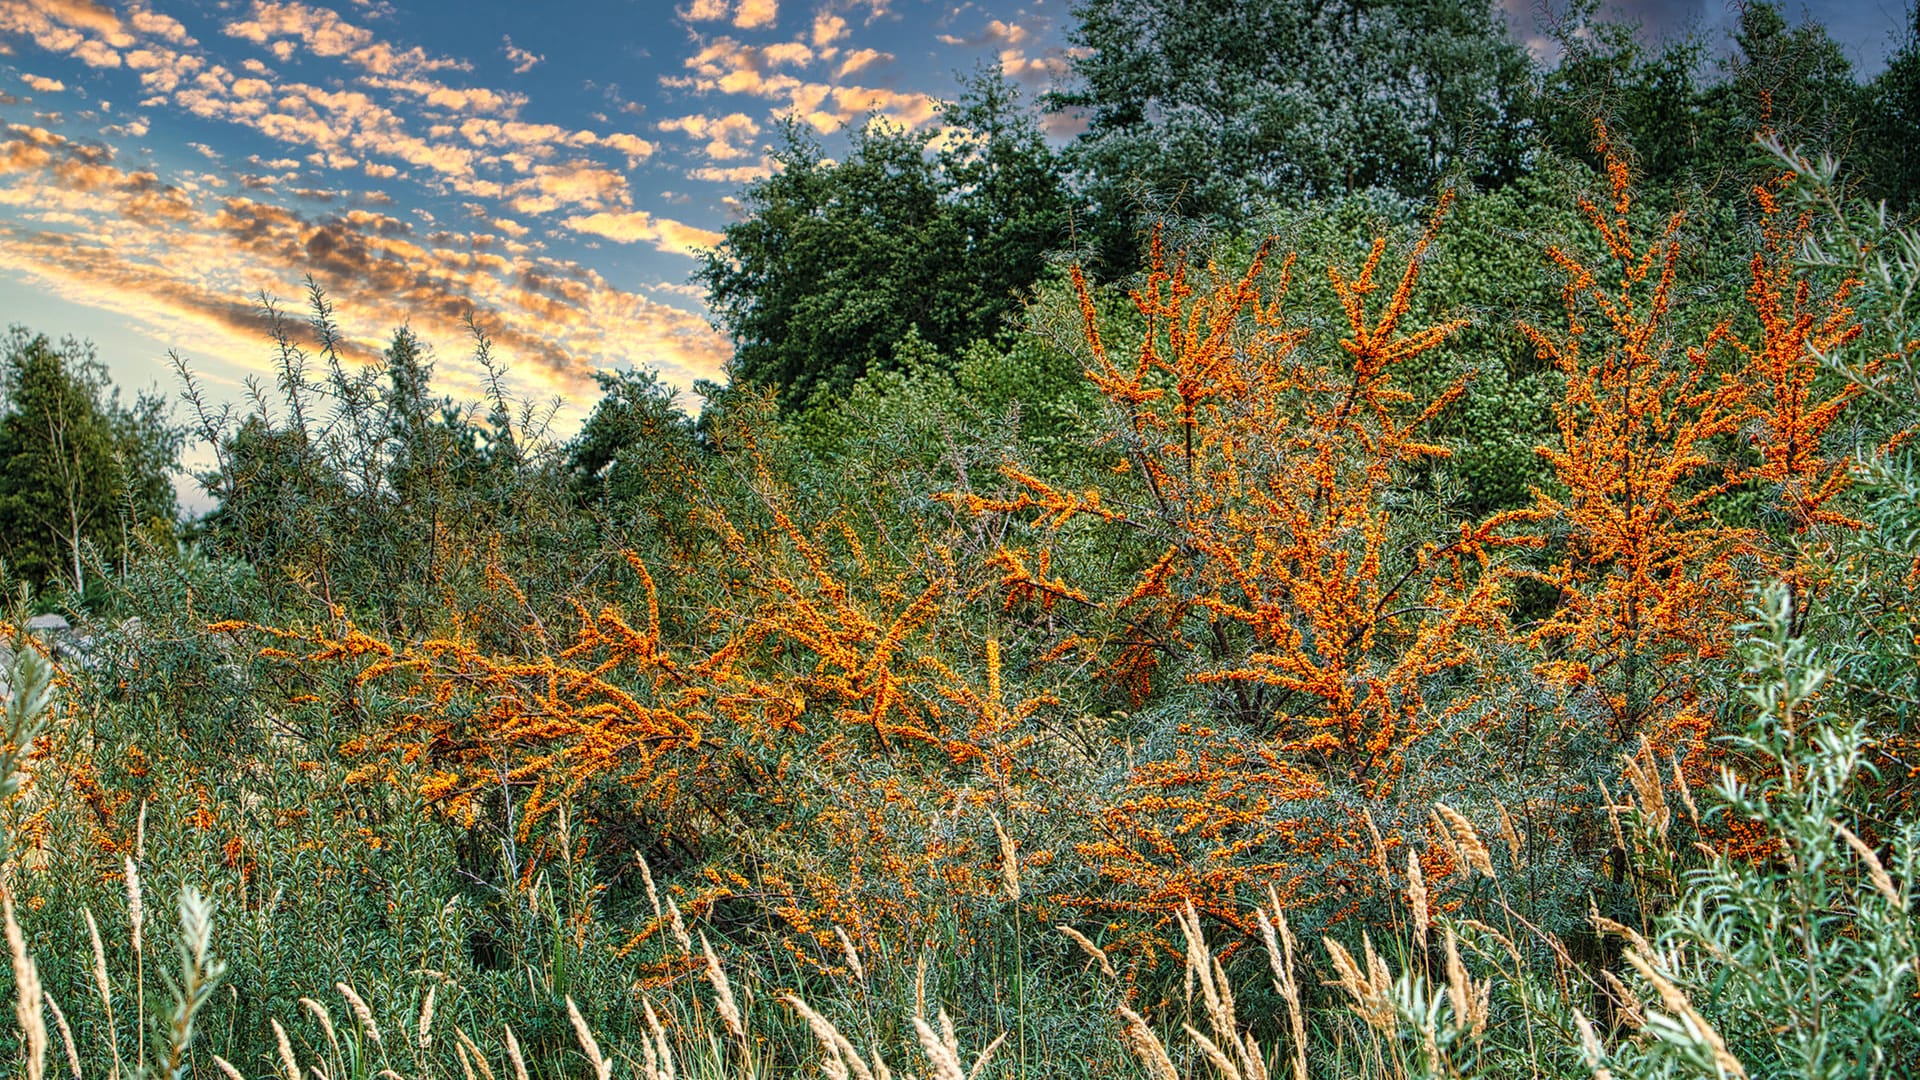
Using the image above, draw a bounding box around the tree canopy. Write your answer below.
[695,72,1068,404]
[0,326,181,596]
[1048,0,1535,269]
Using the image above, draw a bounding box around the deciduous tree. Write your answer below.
[0,327,180,596]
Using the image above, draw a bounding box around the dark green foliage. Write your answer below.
[1861,5,1920,212]
[0,325,181,597]
[1711,2,1865,174]
[697,72,1068,405]
[1528,16,1717,191]
[566,368,696,505]
[1529,1,1869,197]
[1051,0,1533,270]
[184,289,582,633]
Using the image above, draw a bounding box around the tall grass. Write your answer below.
[2,583,1913,1077]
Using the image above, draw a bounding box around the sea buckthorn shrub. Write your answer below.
[1,139,1915,1078]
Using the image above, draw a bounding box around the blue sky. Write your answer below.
[0,0,1907,433]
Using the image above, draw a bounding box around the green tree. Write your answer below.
[1531,2,1866,196]
[566,367,699,521]
[697,72,1068,405]
[0,326,181,596]
[1050,0,1533,270]
[1861,4,1920,212]
[1529,14,1713,191]
[1709,2,1863,176]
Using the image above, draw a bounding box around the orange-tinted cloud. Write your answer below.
[665,34,936,133]
[680,0,777,30]
[501,34,542,74]
[222,1,468,77]
[563,208,723,254]
[658,111,762,161]
[0,121,730,403]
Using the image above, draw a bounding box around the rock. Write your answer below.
[24,614,69,634]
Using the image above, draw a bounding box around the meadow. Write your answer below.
[3,4,1920,1076]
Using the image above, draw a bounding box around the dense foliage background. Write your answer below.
[3,3,1919,1078]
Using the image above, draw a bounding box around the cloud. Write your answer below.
[658,111,761,161]
[810,13,847,46]
[680,0,776,29]
[20,73,66,93]
[833,47,889,79]
[505,160,630,215]
[501,34,542,74]
[667,35,937,132]
[39,0,125,37]
[1042,109,1088,140]
[0,123,196,224]
[937,18,1030,47]
[733,0,777,30]
[364,75,526,116]
[679,35,813,94]
[688,158,775,184]
[0,123,731,401]
[563,209,723,254]
[0,0,127,68]
[598,131,655,167]
[997,48,1070,89]
[128,9,195,46]
[223,1,469,77]
[645,280,706,299]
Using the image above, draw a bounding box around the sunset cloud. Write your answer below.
[222,1,468,77]
[733,0,778,30]
[938,18,1031,48]
[658,111,762,161]
[997,47,1071,89]
[833,47,890,79]
[501,35,542,74]
[0,121,729,403]
[689,158,776,184]
[666,34,937,133]
[20,73,66,93]
[680,0,777,30]
[810,13,847,47]
[0,0,128,68]
[563,209,723,254]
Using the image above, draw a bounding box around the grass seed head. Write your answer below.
[566,996,612,1080]
[1435,803,1495,879]
[4,886,47,1080]
[271,1018,300,1080]
[503,1025,529,1080]
[1834,820,1901,905]
[1406,848,1429,951]
[336,982,381,1045]
[700,931,746,1040]
[1118,1005,1178,1080]
[1057,924,1117,978]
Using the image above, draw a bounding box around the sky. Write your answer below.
[0,0,1909,447]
